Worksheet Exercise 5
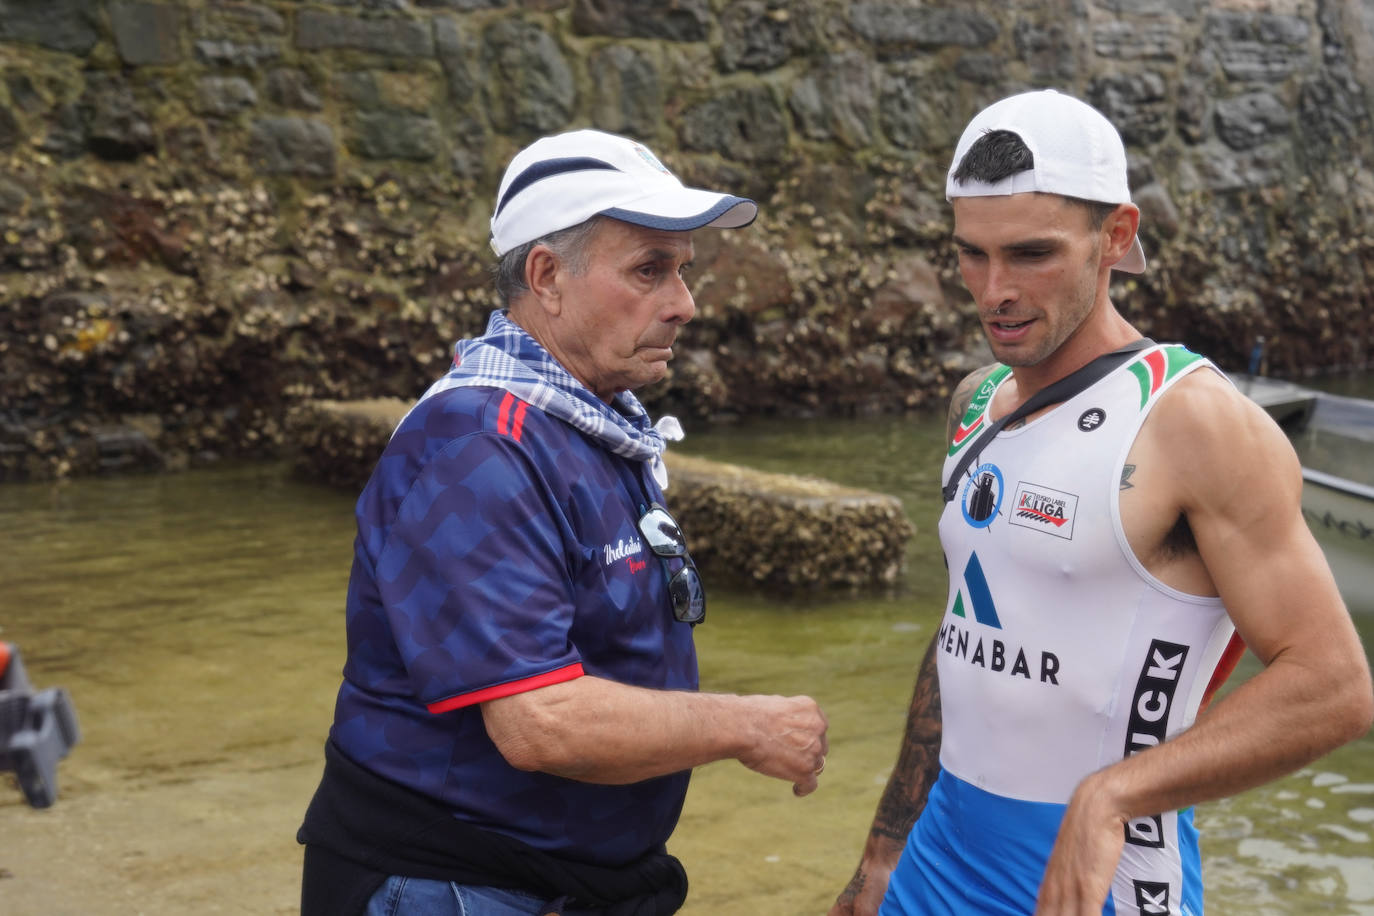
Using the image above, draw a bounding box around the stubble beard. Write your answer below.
[988,257,1102,370]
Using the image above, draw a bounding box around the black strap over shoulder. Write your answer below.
[940,338,1155,504]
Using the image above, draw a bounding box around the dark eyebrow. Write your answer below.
[951,235,1060,254]
[1005,238,1059,252]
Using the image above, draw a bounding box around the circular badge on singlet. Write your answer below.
[1077,408,1106,432]
[960,462,1004,528]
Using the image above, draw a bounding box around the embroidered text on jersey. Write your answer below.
[603,537,644,566]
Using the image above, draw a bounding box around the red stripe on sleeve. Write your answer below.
[426,663,585,714]
[1144,349,1167,397]
[510,399,528,442]
[497,391,514,436]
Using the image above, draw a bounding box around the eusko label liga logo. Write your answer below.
[1009,481,1078,540]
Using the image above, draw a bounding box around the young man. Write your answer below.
[299,129,829,916]
[831,89,1372,915]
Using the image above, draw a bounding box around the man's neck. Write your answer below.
[1016,304,1139,385]
[1000,313,1143,416]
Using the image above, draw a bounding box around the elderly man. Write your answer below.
[831,89,1372,915]
[299,129,829,916]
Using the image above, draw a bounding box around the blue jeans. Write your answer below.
[364,875,597,916]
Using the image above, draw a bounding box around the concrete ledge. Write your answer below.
[285,399,915,593]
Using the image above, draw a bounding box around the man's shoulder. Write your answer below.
[366,387,561,498]
[397,385,570,446]
[1148,361,1240,423]
[945,363,1006,444]
[1141,362,1291,479]
[954,363,1005,397]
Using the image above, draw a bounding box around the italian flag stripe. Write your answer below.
[950,414,985,450]
[948,365,1013,456]
[1129,346,1204,408]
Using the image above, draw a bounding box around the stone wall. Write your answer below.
[2,0,1372,478]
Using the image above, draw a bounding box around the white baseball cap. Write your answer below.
[489,129,758,256]
[946,89,1146,273]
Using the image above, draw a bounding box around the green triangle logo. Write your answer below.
[952,592,967,618]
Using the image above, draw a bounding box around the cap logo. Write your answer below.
[632,143,670,175]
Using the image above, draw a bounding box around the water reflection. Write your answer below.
[0,410,1370,915]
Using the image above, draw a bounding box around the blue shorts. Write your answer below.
[880,770,1202,915]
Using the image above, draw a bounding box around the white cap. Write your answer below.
[489,129,758,256]
[946,89,1146,273]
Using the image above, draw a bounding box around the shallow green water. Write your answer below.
[0,408,1370,915]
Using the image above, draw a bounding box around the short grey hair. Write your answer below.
[494,215,607,305]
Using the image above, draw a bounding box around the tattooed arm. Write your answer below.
[829,365,1000,915]
[829,638,943,916]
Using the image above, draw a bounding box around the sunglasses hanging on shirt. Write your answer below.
[637,502,706,626]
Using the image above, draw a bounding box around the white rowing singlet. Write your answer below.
[891,344,1243,916]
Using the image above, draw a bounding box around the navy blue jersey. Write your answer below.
[330,384,700,867]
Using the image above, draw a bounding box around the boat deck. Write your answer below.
[1229,374,1318,430]
[1231,375,1374,545]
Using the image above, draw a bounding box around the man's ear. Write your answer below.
[1103,203,1141,269]
[525,244,563,315]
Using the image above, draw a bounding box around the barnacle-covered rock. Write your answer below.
[665,452,915,593]
[284,398,915,593]
[284,398,408,491]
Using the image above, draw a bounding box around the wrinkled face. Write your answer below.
[951,193,1107,368]
[548,219,697,401]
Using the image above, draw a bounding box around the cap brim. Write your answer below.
[602,189,757,233]
[1113,236,1147,274]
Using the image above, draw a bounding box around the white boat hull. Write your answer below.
[1303,468,1374,543]
[1234,378,1374,547]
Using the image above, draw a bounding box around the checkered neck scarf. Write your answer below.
[403,310,683,486]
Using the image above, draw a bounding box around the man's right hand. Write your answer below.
[735,694,829,796]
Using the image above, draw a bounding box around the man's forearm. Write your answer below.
[1039,645,1372,914]
[481,674,828,789]
[829,634,944,916]
[868,634,944,847]
[1076,647,1372,824]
